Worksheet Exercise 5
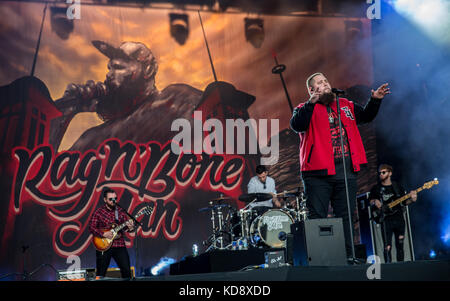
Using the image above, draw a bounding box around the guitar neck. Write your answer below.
[114,211,145,232]
[388,187,423,209]
[115,220,129,232]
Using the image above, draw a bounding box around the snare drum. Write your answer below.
[249,209,294,248]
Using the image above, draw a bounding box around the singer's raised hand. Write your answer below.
[308,89,320,104]
[371,83,391,99]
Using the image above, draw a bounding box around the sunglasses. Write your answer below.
[108,197,117,201]
[378,171,389,175]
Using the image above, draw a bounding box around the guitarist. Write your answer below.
[89,187,135,278]
[368,164,417,263]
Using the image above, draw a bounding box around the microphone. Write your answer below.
[332,88,345,95]
[56,81,108,110]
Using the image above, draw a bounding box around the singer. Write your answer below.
[89,187,135,278]
[289,72,390,260]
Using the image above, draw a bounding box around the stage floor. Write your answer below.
[135,260,450,281]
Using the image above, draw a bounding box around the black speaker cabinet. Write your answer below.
[290,218,347,266]
[169,249,266,275]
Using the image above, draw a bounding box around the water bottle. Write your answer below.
[238,239,243,250]
[192,244,198,257]
[231,240,238,251]
[242,238,248,250]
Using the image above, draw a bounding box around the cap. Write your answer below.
[92,40,155,66]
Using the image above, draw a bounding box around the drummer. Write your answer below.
[247,165,282,215]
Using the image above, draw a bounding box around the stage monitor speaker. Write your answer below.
[290,218,347,266]
[169,249,266,275]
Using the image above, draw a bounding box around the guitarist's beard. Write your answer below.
[106,202,116,210]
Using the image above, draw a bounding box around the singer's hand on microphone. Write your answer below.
[63,80,105,112]
[371,83,391,99]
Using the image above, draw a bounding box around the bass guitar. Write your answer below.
[372,179,438,224]
[92,205,153,251]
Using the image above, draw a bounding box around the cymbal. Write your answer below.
[198,204,229,212]
[275,189,303,198]
[209,195,232,202]
[238,193,273,203]
[276,192,300,198]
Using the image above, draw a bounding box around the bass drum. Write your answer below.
[249,209,294,248]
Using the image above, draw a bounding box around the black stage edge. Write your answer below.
[170,248,279,275]
[150,260,449,281]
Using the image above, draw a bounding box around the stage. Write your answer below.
[134,260,450,281]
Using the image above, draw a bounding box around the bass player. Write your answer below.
[368,164,417,263]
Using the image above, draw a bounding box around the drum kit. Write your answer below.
[199,189,308,252]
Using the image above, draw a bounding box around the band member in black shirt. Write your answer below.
[369,164,417,263]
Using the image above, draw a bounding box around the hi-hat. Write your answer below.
[198,204,229,212]
[276,191,301,198]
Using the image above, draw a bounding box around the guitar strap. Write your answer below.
[115,207,119,223]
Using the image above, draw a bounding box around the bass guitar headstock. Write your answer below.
[423,178,439,190]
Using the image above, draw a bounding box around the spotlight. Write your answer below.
[442,233,450,243]
[216,0,233,12]
[244,18,265,49]
[344,20,363,45]
[50,6,74,40]
[150,257,176,276]
[391,0,450,46]
[169,13,189,45]
[429,250,436,259]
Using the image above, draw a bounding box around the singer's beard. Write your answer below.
[97,76,147,121]
[318,92,335,106]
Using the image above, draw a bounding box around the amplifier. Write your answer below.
[105,266,135,278]
[57,269,92,281]
[265,250,286,268]
[57,266,134,281]
[290,218,347,266]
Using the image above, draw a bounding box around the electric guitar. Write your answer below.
[372,179,438,224]
[92,205,153,252]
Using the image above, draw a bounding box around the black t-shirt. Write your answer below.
[369,183,406,219]
[327,106,356,179]
[327,106,350,160]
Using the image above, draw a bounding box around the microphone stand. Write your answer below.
[115,202,143,278]
[335,92,357,263]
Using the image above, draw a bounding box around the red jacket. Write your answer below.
[290,97,382,176]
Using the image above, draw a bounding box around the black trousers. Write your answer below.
[381,215,406,263]
[96,247,132,278]
[303,176,357,257]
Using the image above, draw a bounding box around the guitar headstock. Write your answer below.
[142,205,153,216]
[423,178,439,190]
